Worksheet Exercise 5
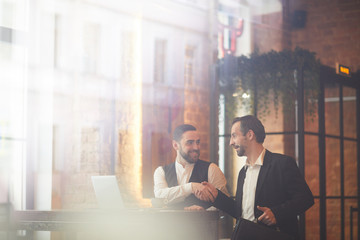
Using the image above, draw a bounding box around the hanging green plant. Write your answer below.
[218,47,321,119]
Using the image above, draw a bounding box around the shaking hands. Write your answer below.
[192,181,218,202]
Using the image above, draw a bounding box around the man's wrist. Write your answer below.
[214,189,219,199]
[212,189,220,202]
[191,182,198,193]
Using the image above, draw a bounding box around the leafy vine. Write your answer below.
[218,47,321,119]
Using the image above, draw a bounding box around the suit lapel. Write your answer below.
[255,150,272,204]
[236,166,247,216]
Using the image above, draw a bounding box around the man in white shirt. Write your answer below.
[153,124,228,210]
[195,115,314,239]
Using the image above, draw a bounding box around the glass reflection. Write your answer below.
[343,87,357,139]
[344,140,357,196]
[327,199,341,240]
[325,83,340,136]
[325,138,340,196]
[305,135,319,196]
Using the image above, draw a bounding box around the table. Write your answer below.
[10,209,220,240]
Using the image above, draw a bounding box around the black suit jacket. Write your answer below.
[213,150,314,239]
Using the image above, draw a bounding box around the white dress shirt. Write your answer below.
[241,148,265,222]
[154,156,229,205]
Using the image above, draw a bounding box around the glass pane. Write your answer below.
[343,87,357,139]
[222,136,244,196]
[327,199,341,240]
[306,198,320,240]
[0,139,25,209]
[325,83,340,136]
[344,140,357,196]
[264,134,296,160]
[345,199,358,240]
[304,92,319,133]
[305,135,319,196]
[326,138,340,196]
[0,51,26,140]
[261,107,296,133]
[264,134,284,154]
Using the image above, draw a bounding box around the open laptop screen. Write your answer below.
[91,175,125,210]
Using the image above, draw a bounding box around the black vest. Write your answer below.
[163,160,212,209]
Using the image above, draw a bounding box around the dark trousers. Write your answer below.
[231,218,294,240]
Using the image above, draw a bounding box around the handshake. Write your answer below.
[192,181,219,202]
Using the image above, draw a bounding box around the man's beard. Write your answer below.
[235,145,245,157]
[179,148,200,164]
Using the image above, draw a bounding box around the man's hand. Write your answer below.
[192,182,214,202]
[193,182,218,202]
[184,205,205,211]
[257,206,277,226]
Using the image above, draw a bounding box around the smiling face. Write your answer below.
[229,121,248,157]
[173,130,200,164]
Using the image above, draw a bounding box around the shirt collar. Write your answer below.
[245,148,265,167]
[176,154,194,169]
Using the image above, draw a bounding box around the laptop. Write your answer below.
[91,175,125,210]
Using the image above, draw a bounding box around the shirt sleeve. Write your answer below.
[153,166,192,204]
[208,163,230,196]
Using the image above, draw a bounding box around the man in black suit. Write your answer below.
[196,115,314,240]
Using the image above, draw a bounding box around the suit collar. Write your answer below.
[246,147,265,166]
[255,150,272,203]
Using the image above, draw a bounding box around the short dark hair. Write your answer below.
[173,124,196,142]
[232,115,266,143]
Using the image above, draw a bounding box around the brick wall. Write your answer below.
[248,1,360,239]
[291,1,360,239]
[252,0,360,71]
[252,11,288,53]
[184,88,211,161]
[291,0,360,72]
